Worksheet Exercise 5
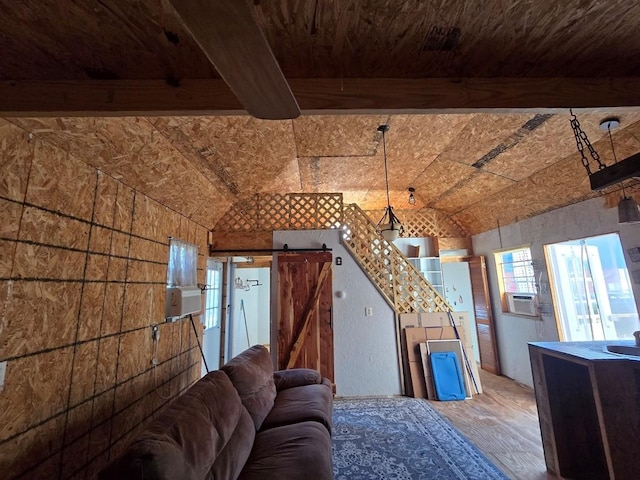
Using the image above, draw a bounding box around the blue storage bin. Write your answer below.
[430,351,466,401]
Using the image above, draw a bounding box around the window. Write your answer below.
[167,238,198,287]
[545,233,639,342]
[204,259,223,329]
[496,247,536,294]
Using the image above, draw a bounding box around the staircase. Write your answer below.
[341,204,451,314]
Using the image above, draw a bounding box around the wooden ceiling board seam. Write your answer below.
[431,171,516,215]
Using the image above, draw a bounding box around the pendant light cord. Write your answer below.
[381,128,392,210]
[608,125,627,197]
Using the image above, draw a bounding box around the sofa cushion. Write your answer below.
[273,368,322,391]
[238,421,333,480]
[260,383,333,433]
[99,370,255,480]
[221,345,277,430]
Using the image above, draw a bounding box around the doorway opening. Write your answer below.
[228,261,271,358]
[545,233,639,342]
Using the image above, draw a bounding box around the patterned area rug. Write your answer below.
[332,397,508,480]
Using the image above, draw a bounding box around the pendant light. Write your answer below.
[408,187,416,205]
[600,118,640,224]
[376,125,404,241]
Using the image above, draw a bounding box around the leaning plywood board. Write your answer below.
[409,360,428,399]
[425,340,472,399]
[404,325,475,399]
[419,343,436,399]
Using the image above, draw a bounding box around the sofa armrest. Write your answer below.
[273,368,322,391]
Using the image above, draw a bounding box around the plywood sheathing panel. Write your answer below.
[19,207,90,250]
[0,200,22,277]
[385,114,476,189]
[113,183,135,233]
[95,336,119,395]
[0,120,33,202]
[293,115,387,157]
[27,140,96,221]
[0,281,81,358]
[69,340,99,406]
[483,113,640,181]
[433,172,515,214]
[121,284,155,331]
[298,155,386,193]
[9,117,222,229]
[93,171,118,229]
[132,194,168,243]
[89,226,113,256]
[65,401,93,446]
[456,119,640,234]
[155,116,300,196]
[12,243,87,281]
[88,117,214,226]
[0,347,73,442]
[0,128,207,477]
[435,115,532,166]
[413,158,478,205]
[116,329,152,381]
[456,154,591,234]
[0,415,65,478]
[78,282,106,342]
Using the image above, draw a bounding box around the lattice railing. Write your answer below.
[342,204,451,314]
[364,208,467,238]
[214,193,343,231]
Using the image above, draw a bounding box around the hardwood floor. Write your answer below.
[428,369,555,480]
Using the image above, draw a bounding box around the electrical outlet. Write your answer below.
[0,361,6,393]
[365,307,373,317]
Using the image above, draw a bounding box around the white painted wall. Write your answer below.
[272,230,402,397]
[472,196,640,387]
[230,267,270,357]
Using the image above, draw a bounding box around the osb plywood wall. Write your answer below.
[0,120,208,479]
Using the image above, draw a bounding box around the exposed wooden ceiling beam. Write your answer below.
[167,0,300,120]
[2,77,640,116]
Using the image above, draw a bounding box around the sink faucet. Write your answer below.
[634,331,640,347]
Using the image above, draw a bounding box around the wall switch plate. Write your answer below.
[365,307,373,317]
[0,361,6,393]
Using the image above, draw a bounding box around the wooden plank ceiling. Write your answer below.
[1,1,640,236]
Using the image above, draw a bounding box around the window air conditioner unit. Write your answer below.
[506,292,538,316]
[165,286,202,319]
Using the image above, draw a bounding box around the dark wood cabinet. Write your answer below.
[529,342,640,480]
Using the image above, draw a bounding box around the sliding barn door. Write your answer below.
[469,256,501,375]
[277,252,334,385]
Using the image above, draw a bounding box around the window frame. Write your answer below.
[203,259,223,330]
[494,246,537,312]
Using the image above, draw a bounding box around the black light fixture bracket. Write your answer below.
[589,152,640,191]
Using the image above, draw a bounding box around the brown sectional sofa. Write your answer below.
[99,345,334,480]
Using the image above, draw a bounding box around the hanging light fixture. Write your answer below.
[376,124,404,241]
[408,187,416,205]
[600,117,640,224]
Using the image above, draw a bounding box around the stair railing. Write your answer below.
[341,203,451,314]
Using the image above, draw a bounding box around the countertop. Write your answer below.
[529,340,640,362]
